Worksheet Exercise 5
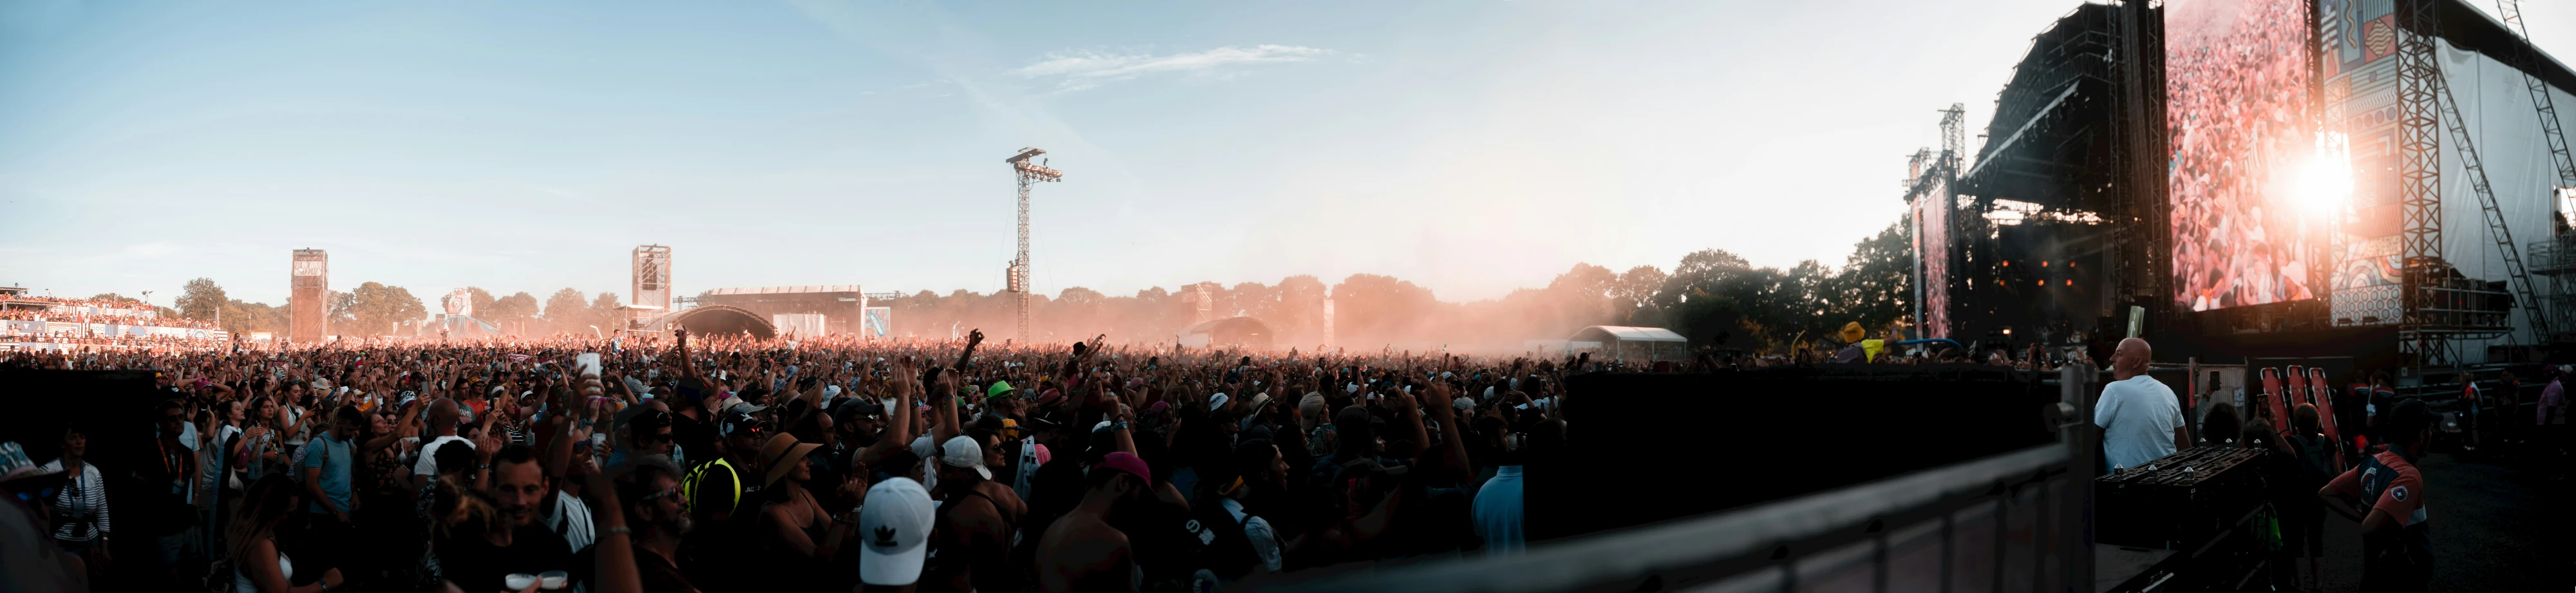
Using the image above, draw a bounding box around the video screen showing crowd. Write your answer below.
[2164,0,2318,312]
[1,325,2564,593]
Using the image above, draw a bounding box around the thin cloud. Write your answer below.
[1017,44,1336,91]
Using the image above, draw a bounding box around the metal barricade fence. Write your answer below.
[1253,364,2099,593]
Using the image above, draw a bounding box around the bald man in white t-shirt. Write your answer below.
[2095,338,2190,470]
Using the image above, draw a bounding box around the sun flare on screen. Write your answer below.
[2295,132,2354,218]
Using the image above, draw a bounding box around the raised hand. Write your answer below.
[891,360,918,397]
[934,369,959,400]
[1422,381,1456,419]
[1385,389,1416,412]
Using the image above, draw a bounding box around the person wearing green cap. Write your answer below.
[988,381,1016,399]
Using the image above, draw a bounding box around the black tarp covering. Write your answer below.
[1529,365,2062,541]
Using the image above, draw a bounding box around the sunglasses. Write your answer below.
[635,432,674,444]
[639,487,681,502]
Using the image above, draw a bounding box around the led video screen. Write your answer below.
[2166,0,2316,312]
[1913,183,1951,339]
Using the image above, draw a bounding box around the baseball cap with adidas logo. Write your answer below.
[858,476,936,585]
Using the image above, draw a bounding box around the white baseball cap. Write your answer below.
[939,435,991,480]
[1208,393,1231,410]
[858,477,936,585]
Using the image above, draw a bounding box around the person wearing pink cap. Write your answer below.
[1034,451,1153,593]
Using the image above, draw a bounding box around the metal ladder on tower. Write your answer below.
[2432,62,2555,341]
[2497,1,2576,185]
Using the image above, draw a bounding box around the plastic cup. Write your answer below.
[505,574,538,591]
[538,570,570,590]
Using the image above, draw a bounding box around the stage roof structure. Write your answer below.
[1570,326,1686,343]
[1179,317,1274,349]
[1568,326,1687,362]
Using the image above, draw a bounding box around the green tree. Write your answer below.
[328,290,357,328]
[589,292,624,332]
[1613,266,1667,326]
[466,287,497,318]
[488,292,540,323]
[1654,249,1772,350]
[348,282,426,335]
[223,299,286,334]
[1329,274,1439,347]
[1819,220,1914,337]
[1274,275,1329,344]
[543,288,589,334]
[176,278,227,321]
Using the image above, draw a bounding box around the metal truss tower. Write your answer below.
[1940,104,1966,176]
[2396,0,2447,364]
[1007,147,1063,343]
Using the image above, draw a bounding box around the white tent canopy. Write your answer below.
[1567,326,1687,362]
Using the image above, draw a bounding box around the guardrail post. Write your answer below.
[2059,362,2096,592]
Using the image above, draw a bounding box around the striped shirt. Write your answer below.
[38,460,109,542]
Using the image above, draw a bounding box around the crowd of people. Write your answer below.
[3,326,231,352]
[1,321,2560,593]
[0,327,1593,592]
[2,333,233,352]
[1,294,164,310]
[1,303,223,330]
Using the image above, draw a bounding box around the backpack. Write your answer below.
[2290,434,2334,483]
[287,433,333,485]
[681,458,739,516]
[201,558,235,593]
[1180,496,1262,581]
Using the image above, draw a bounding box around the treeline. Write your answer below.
[169,279,620,337]
[440,287,626,337]
[138,220,1911,349]
[883,221,1915,353]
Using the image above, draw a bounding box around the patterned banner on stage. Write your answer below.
[2320,0,2401,325]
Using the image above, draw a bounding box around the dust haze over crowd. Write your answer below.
[157,221,1915,355]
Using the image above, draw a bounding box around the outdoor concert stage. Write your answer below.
[1910,0,2576,376]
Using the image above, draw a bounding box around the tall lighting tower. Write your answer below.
[1007,147,1063,342]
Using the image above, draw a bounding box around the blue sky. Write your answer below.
[4,1,2568,307]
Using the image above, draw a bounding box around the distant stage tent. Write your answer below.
[1567,326,1687,362]
[646,305,779,341]
[1178,317,1273,349]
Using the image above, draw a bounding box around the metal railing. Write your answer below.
[1254,366,2098,593]
[2403,272,2514,338]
